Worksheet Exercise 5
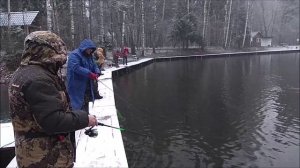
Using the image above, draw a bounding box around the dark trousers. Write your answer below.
[70,132,76,162]
[83,92,90,114]
[113,56,119,67]
[82,80,101,113]
[123,56,127,65]
[82,81,92,114]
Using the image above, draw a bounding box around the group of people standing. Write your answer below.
[112,46,129,67]
[7,31,129,167]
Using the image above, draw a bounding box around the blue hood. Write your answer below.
[79,39,96,53]
[66,39,100,110]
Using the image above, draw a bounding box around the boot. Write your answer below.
[95,94,103,99]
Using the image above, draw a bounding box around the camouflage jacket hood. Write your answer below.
[21,31,68,74]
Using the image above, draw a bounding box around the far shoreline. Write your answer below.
[1,46,299,84]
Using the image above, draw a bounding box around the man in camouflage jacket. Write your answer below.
[8,31,97,168]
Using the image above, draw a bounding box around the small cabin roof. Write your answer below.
[0,11,39,27]
[251,31,262,38]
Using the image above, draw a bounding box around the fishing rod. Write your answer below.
[96,78,188,146]
[2,123,149,148]
[0,141,15,149]
[84,122,150,138]
[85,122,189,152]
[98,80,153,124]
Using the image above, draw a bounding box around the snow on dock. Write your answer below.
[0,122,14,148]
[71,58,153,167]
[74,68,128,167]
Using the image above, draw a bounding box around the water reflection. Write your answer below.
[114,53,299,167]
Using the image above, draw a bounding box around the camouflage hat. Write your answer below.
[21,31,67,66]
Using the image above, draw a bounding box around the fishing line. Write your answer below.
[0,141,15,149]
[86,121,183,147]
[88,120,153,167]
[98,79,173,148]
[98,79,150,115]
[97,122,150,138]
[98,79,161,125]
[98,79,157,140]
[101,79,240,140]
[87,120,184,166]
[98,78,188,166]
[98,79,187,145]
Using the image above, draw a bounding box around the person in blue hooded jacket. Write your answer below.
[67,39,101,112]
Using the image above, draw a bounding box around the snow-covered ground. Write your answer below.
[0,122,14,148]
[265,45,300,51]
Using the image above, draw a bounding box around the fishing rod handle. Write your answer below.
[98,122,105,126]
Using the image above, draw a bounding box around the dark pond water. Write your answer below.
[113,53,299,168]
[0,84,10,123]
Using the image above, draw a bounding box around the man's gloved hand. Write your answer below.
[88,73,98,80]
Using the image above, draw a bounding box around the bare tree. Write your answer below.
[242,0,251,48]
[260,1,268,36]
[99,0,104,45]
[46,0,53,31]
[159,0,167,47]
[7,0,11,31]
[128,0,138,55]
[141,0,145,56]
[121,10,126,46]
[202,0,208,40]
[187,0,190,14]
[278,1,299,43]
[162,0,166,21]
[81,0,87,38]
[2,0,298,55]
[70,0,75,49]
[88,0,92,39]
[152,0,157,53]
[260,1,277,37]
[224,0,232,48]
[52,0,60,34]
[7,0,11,53]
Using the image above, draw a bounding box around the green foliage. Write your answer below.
[188,31,203,47]
[170,14,203,49]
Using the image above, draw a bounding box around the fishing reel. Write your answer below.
[84,127,98,138]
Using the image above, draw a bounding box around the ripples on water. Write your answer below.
[114,53,299,168]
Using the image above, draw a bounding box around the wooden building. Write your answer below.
[250,31,272,47]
